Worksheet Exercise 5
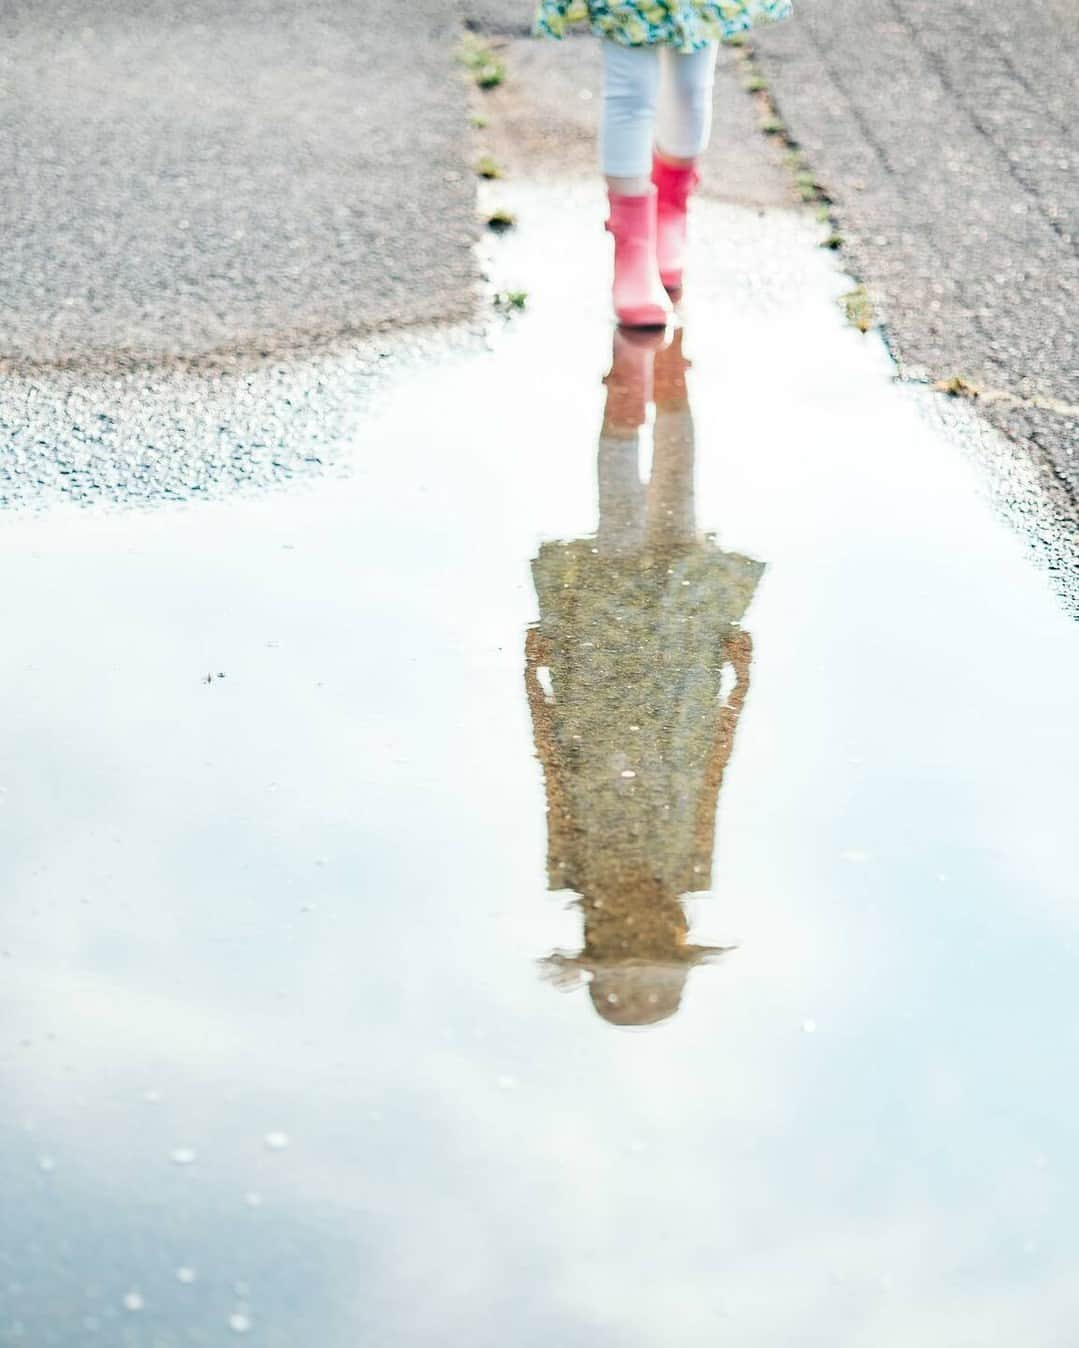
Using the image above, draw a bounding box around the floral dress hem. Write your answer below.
[534,0,793,52]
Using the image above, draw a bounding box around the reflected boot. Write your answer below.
[652,154,700,294]
[602,325,667,428]
[599,327,666,555]
[652,324,691,410]
[606,188,673,330]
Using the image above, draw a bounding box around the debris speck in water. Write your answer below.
[171,1146,197,1165]
[176,1267,197,1285]
[620,769,637,779]
[486,207,517,233]
[840,850,870,864]
[497,1075,518,1090]
[244,1191,263,1207]
[264,1131,290,1150]
[38,1156,56,1173]
[802,1019,818,1034]
[228,1311,253,1334]
[122,1292,144,1312]
[933,374,981,399]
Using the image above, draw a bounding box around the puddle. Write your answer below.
[2,183,1078,1346]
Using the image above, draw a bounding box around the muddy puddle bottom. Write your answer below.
[3,184,1078,1347]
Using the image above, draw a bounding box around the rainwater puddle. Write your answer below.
[1,183,1077,1346]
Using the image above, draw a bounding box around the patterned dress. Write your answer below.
[534,0,792,51]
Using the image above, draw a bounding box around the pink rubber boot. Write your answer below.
[606,188,673,329]
[652,154,700,294]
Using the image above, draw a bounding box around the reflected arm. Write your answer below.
[691,630,755,880]
[524,625,575,890]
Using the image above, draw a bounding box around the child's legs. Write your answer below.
[597,432,647,556]
[601,41,660,194]
[646,406,696,548]
[655,43,718,164]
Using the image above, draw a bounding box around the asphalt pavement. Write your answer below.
[4,0,1077,527]
[1,0,476,366]
[466,0,1078,508]
[753,0,1079,498]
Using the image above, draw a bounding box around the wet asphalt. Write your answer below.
[4,0,1076,534]
[751,0,1079,498]
[465,0,1079,514]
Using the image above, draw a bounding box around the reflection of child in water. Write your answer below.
[525,327,763,1027]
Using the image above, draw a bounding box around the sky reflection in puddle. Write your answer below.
[2,187,1078,1346]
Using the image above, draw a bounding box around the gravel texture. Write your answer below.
[0,0,487,509]
[0,327,486,511]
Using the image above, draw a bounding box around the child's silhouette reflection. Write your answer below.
[525,326,764,1028]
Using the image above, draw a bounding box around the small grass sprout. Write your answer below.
[457,37,506,89]
[840,284,875,333]
[494,289,528,312]
[474,153,504,180]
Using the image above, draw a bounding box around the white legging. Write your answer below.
[601,40,719,179]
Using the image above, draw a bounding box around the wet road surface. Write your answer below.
[3,184,1079,1345]
[753,0,1079,501]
